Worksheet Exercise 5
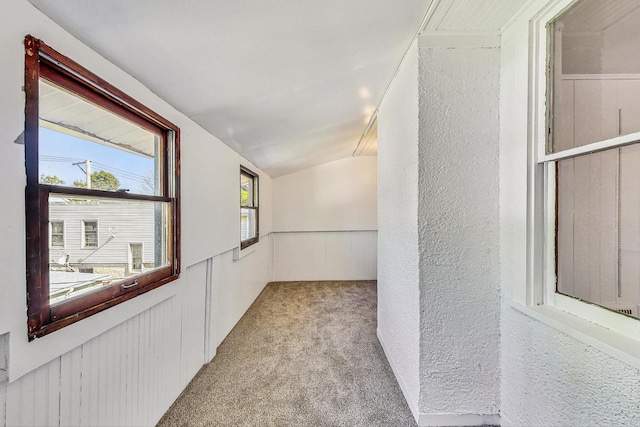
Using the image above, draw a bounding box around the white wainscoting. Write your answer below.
[271,231,377,282]
[0,235,272,427]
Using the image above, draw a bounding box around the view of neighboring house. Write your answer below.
[48,198,164,303]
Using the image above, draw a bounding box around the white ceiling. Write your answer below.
[29,0,527,177]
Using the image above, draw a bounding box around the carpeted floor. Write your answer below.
[157,281,416,426]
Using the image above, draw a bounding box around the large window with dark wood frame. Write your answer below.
[240,166,259,249]
[24,35,180,339]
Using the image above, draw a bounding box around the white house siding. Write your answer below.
[499,0,640,425]
[50,202,156,268]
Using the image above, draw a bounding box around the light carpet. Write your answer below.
[158,280,415,426]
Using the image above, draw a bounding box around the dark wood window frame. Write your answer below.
[24,35,181,339]
[240,166,259,249]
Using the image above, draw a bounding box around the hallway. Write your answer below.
[158,281,414,426]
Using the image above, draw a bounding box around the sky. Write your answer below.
[39,127,155,195]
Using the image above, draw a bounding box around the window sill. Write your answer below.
[233,243,256,261]
[509,299,640,370]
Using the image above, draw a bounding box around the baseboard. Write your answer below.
[417,413,500,426]
[376,328,420,423]
[377,328,500,427]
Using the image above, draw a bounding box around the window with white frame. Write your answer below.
[50,220,64,249]
[545,0,640,319]
[82,220,99,248]
[240,166,259,249]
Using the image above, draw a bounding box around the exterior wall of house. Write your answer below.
[417,44,501,424]
[271,156,377,281]
[49,202,156,268]
[499,0,640,425]
[0,1,272,425]
[376,40,421,420]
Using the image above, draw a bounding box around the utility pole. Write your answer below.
[72,159,92,189]
[85,159,91,189]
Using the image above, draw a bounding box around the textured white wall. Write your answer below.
[376,40,421,418]
[418,46,501,420]
[0,1,273,425]
[500,1,640,425]
[272,156,377,232]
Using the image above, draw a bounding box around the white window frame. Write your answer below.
[511,0,640,368]
[82,219,99,248]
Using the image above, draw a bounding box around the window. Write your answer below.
[24,35,180,339]
[82,220,98,248]
[50,221,64,249]
[546,0,640,320]
[129,243,143,273]
[240,166,259,249]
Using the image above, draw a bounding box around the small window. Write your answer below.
[548,0,640,319]
[129,243,143,273]
[24,35,181,339]
[50,221,64,249]
[82,220,98,248]
[240,166,259,249]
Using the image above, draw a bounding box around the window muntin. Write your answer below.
[547,1,640,319]
[25,36,180,338]
[240,167,258,249]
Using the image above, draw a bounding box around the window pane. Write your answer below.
[549,0,640,154]
[241,208,257,241]
[38,80,162,196]
[51,221,64,248]
[83,221,98,247]
[241,173,253,206]
[557,145,640,318]
[49,194,171,305]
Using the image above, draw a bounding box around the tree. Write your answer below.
[73,170,120,191]
[40,174,65,185]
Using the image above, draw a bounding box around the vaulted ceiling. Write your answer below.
[29,0,528,177]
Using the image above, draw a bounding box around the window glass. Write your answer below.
[549,0,640,154]
[240,167,258,248]
[39,80,161,196]
[83,220,98,248]
[50,221,64,248]
[551,0,640,318]
[241,208,257,241]
[24,36,180,338]
[49,195,170,304]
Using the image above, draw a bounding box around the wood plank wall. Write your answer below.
[272,231,377,281]
[0,234,272,427]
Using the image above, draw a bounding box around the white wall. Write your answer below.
[0,1,272,425]
[417,44,501,423]
[272,231,376,281]
[499,0,640,425]
[271,156,377,281]
[377,37,501,426]
[272,156,376,232]
[376,40,421,420]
